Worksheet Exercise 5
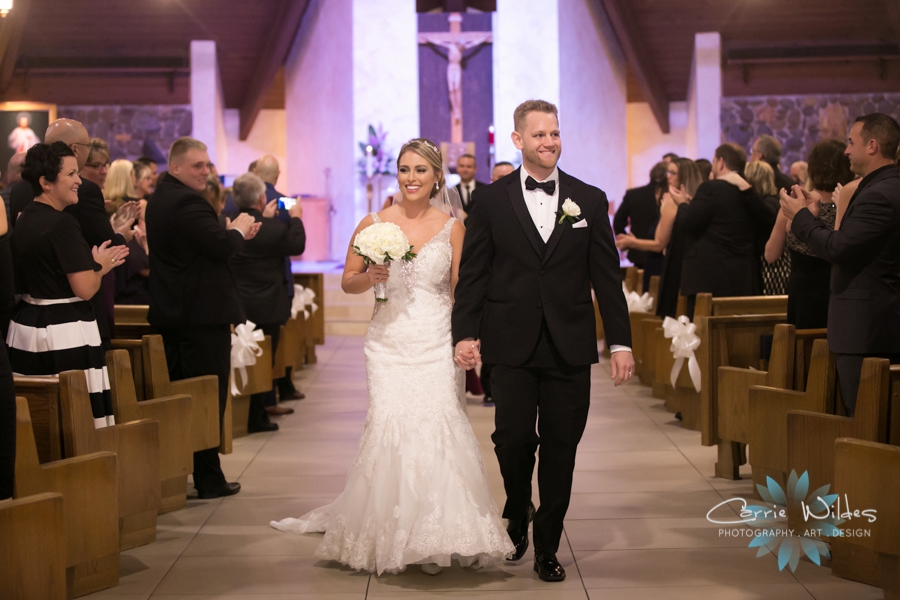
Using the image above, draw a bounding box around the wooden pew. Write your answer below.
[293,273,324,364]
[56,371,161,551]
[834,438,900,597]
[748,339,836,492]
[273,316,307,380]
[110,339,145,401]
[785,361,900,587]
[652,293,788,430]
[113,305,152,340]
[0,492,67,600]
[14,375,64,463]
[107,349,193,513]
[225,335,274,444]
[711,326,828,479]
[141,334,223,454]
[628,275,660,381]
[14,397,119,598]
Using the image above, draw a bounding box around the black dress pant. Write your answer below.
[490,325,591,555]
[248,323,281,429]
[0,342,15,500]
[480,363,494,399]
[836,352,900,417]
[160,325,231,492]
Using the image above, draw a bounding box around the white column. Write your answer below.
[557,0,627,203]
[493,0,560,164]
[190,40,228,166]
[627,101,688,188]
[686,32,722,162]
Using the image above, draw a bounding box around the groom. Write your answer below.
[451,100,634,582]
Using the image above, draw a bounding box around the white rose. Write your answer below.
[562,198,581,218]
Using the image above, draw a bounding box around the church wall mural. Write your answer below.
[418,11,494,181]
[58,105,193,164]
[721,93,900,169]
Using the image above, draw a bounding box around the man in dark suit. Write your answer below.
[455,153,485,216]
[676,143,772,317]
[751,134,795,193]
[146,137,260,499]
[783,113,900,415]
[452,100,633,582]
[229,173,306,432]
[613,162,666,268]
[10,119,139,346]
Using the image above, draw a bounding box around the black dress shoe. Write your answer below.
[534,552,566,582]
[506,502,535,561]
[197,482,241,499]
[248,422,279,433]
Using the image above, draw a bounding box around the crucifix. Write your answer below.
[418,12,492,146]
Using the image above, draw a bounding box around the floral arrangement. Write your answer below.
[357,123,395,180]
[352,222,416,302]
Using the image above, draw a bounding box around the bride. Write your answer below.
[270,138,513,575]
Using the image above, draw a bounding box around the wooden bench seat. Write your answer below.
[224,335,273,446]
[15,397,119,598]
[107,349,193,513]
[293,273,324,364]
[0,492,67,599]
[113,305,153,340]
[628,275,660,381]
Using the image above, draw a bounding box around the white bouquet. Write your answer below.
[352,222,416,302]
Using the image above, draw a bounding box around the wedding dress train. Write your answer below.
[270,214,513,574]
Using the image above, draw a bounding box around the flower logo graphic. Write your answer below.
[744,470,844,572]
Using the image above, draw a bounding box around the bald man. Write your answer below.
[10,119,138,346]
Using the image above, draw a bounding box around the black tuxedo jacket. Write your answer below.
[451,168,631,367]
[230,208,306,326]
[613,182,659,267]
[792,165,900,354]
[456,180,486,213]
[146,173,246,329]
[679,180,770,297]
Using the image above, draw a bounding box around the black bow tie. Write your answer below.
[525,176,556,195]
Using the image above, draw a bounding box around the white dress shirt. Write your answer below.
[520,166,631,355]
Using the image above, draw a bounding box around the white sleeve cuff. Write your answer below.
[609,345,632,354]
[233,228,246,238]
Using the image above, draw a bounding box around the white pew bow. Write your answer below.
[662,315,701,392]
[291,284,319,320]
[231,320,265,395]
[622,284,654,313]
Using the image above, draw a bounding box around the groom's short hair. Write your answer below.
[514,100,558,133]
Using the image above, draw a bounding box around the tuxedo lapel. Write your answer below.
[507,170,545,259]
[541,173,570,265]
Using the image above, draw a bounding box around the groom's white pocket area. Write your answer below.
[572,220,588,229]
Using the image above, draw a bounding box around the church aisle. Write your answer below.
[85,336,882,600]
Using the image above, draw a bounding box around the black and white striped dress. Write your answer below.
[7,202,114,429]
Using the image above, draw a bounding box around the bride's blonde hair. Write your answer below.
[397,138,445,198]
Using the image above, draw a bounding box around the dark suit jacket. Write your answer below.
[452,168,631,367]
[456,180,486,214]
[679,180,770,297]
[613,182,659,267]
[230,208,306,325]
[146,173,246,329]
[792,165,900,354]
[770,164,796,194]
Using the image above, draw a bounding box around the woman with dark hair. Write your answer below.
[6,142,128,428]
[765,139,853,328]
[695,158,712,182]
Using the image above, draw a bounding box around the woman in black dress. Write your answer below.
[6,142,129,428]
[745,161,791,295]
[764,139,853,328]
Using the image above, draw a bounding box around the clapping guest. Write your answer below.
[134,156,159,198]
[491,161,515,182]
[751,134,795,193]
[202,171,224,215]
[766,139,853,329]
[104,159,139,216]
[745,161,791,295]
[695,158,712,182]
[791,161,809,187]
[114,200,150,305]
[79,138,110,191]
[133,161,155,202]
[7,143,129,428]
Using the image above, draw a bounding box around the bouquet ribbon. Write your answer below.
[623,284,654,313]
[662,315,701,392]
[291,284,318,320]
[231,320,265,396]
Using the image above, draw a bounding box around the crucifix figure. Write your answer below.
[418,12,492,144]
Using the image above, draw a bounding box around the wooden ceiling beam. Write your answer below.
[238,0,311,140]
[0,0,32,95]
[887,1,900,46]
[598,0,669,133]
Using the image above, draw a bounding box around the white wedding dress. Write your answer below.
[270,214,513,574]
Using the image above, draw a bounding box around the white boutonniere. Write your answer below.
[557,198,583,225]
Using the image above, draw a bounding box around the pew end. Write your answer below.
[228,335,274,441]
[0,492,67,600]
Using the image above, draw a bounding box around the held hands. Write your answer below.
[226,212,262,240]
[112,201,140,242]
[454,338,481,370]
[365,263,390,287]
[779,184,818,221]
[93,240,129,276]
[718,171,751,191]
[609,351,635,387]
[669,185,692,205]
[615,232,636,250]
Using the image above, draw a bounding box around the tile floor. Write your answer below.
[84,336,883,599]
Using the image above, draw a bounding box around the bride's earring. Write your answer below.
[434,183,439,191]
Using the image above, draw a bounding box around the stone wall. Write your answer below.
[721,93,900,168]
[58,105,192,163]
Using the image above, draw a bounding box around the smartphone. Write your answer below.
[277,196,296,210]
